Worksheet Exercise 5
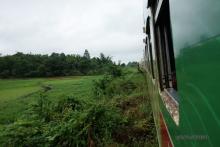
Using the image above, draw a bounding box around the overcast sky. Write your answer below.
[0,0,145,63]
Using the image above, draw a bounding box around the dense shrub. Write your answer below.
[0,94,126,146]
[93,75,112,97]
[93,73,137,98]
[0,120,46,147]
[107,65,122,78]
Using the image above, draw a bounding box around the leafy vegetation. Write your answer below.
[0,67,157,146]
[0,50,115,78]
[0,76,100,124]
[127,61,139,67]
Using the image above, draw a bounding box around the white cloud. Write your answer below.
[0,0,145,62]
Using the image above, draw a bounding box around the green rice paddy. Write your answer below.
[0,76,100,124]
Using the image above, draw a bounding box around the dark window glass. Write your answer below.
[155,0,177,91]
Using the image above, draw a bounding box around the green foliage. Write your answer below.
[107,65,122,78]
[0,76,99,126]
[31,94,52,122]
[104,78,137,98]
[0,94,126,147]
[127,61,139,67]
[0,67,157,146]
[93,68,138,98]
[47,103,125,146]
[83,49,90,59]
[0,51,115,78]
[55,96,84,113]
[0,120,45,147]
[93,75,112,97]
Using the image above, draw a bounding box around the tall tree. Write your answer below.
[83,49,90,59]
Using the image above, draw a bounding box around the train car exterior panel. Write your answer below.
[169,0,220,146]
[143,0,220,146]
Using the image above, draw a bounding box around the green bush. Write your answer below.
[93,75,137,98]
[107,65,122,78]
[93,75,112,97]
[0,120,45,147]
[31,94,53,122]
[0,94,126,147]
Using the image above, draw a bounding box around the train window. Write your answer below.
[149,0,159,15]
[147,45,151,74]
[155,0,177,93]
[144,39,150,72]
[145,17,155,79]
[148,40,155,78]
[154,0,179,125]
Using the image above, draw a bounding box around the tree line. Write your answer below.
[0,50,117,78]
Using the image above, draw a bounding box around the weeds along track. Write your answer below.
[112,95,157,146]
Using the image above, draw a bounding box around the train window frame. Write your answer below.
[145,37,151,73]
[147,36,155,79]
[145,17,155,79]
[148,0,160,15]
[154,0,179,125]
[149,41,155,79]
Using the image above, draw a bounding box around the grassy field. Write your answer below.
[0,76,100,124]
[0,68,158,146]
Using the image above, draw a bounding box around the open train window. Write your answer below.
[155,0,177,93]
[148,0,160,15]
[154,0,179,125]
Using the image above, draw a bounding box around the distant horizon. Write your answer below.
[0,50,139,64]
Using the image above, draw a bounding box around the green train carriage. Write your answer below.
[142,0,220,146]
